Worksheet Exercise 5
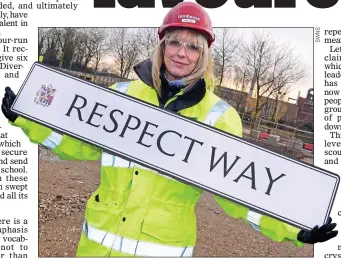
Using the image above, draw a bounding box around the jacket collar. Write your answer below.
[133,59,206,112]
[133,59,154,87]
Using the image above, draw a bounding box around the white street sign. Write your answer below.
[12,62,340,230]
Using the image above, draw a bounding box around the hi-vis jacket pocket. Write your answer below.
[140,213,189,245]
[84,192,120,231]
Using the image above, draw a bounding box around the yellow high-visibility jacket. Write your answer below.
[11,59,303,256]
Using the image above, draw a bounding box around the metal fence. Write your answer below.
[56,68,128,87]
[239,113,314,144]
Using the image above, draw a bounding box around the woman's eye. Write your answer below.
[188,44,198,51]
[170,40,181,46]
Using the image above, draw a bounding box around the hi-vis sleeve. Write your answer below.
[214,196,303,246]
[10,117,101,161]
[212,107,303,247]
[8,82,128,161]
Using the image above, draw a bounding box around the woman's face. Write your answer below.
[163,30,203,80]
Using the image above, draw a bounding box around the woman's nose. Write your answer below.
[176,45,187,57]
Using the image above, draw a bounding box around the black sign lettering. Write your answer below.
[103,109,124,133]
[119,114,141,138]
[137,121,159,148]
[210,147,241,177]
[157,130,182,156]
[233,162,256,190]
[65,94,87,121]
[182,136,204,163]
[86,102,107,128]
[265,168,286,195]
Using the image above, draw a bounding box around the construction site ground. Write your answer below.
[38,138,314,257]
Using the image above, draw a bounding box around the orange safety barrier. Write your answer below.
[303,143,313,151]
[259,132,269,140]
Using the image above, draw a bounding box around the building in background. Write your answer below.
[296,88,314,126]
[215,86,313,127]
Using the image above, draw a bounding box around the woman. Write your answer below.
[2,2,337,257]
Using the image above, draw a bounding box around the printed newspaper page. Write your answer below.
[0,0,340,257]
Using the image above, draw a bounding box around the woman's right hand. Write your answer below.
[2,87,18,122]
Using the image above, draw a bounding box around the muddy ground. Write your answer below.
[38,144,314,257]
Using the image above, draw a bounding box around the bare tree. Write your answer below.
[98,62,114,73]
[87,28,110,77]
[70,30,90,71]
[241,32,277,117]
[81,29,98,71]
[255,48,307,121]
[109,28,139,79]
[268,48,308,121]
[241,31,308,124]
[212,28,241,86]
[38,28,51,56]
[269,89,289,122]
[39,28,59,66]
[232,65,250,112]
[52,28,78,68]
[136,28,158,60]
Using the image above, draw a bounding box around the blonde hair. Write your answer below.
[150,28,214,97]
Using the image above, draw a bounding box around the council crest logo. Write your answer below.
[34,84,57,107]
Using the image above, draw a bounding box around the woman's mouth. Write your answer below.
[172,60,187,66]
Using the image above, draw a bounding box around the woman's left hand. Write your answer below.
[297,217,338,244]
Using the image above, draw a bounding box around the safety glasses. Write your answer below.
[165,38,204,55]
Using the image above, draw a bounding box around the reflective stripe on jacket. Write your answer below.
[11,65,303,257]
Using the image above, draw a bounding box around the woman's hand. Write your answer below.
[2,87,18,122]
[297,217,338,244]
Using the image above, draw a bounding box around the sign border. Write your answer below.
[11,62,340,230]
